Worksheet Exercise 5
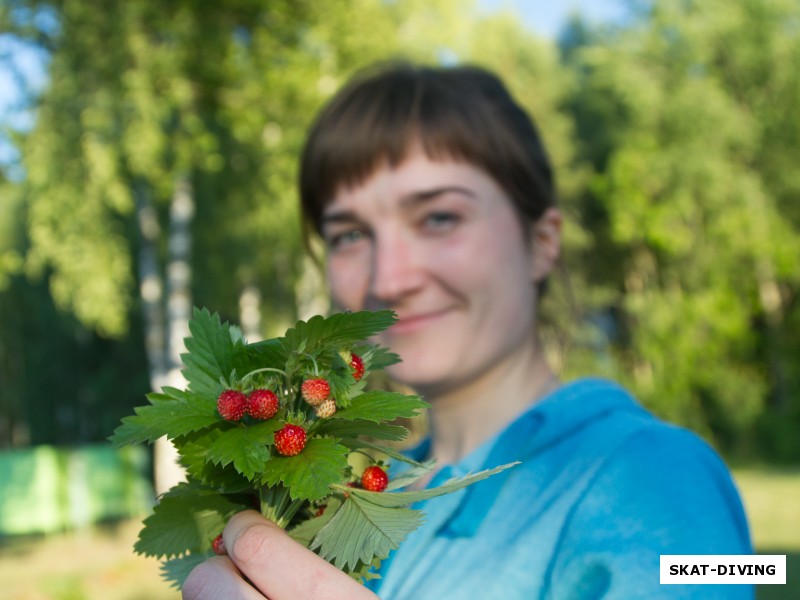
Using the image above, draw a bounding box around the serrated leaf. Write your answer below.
[287,497,342,547]
[246,337,289,363]
[182,307,241,397]
[260,438,349,501]
[205,421,282,480]
[177,429,253,492]
[110,389,218,447]
[311,495,423,570]
[281,311,397,354]
[386,460,437,491]
[315,419,410,441]
[341,463,519,508]
[364,345,402,369]
[161,552,212,589]
[229,324,245,344]
[135,483,246,558]
[332,390,429,423]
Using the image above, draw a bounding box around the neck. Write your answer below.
[420,334,557,467]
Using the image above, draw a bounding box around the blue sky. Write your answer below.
[478,0,629,38]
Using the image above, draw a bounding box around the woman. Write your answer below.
[183,62,752,599]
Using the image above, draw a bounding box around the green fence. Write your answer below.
[0,444,154,536]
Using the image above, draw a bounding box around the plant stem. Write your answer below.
[242,367,289,385]
[304,353,320,376]
[276,499,305,528]
[259,484,298,526]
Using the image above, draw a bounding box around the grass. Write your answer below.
[732,467,800,600]
[0,467,796,599]
[0,519,179,600]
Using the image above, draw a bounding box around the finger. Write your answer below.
[182,555,267,600]
[223,510,378,600]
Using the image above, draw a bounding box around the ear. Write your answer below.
[529,207,562,283]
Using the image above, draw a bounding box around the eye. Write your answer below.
[421,212,460,231]
[326,228,367,252]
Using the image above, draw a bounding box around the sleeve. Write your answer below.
[543,424,754,600]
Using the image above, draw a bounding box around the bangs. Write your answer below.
[299,62,554,236]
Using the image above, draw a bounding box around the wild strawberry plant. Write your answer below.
[111,308,513,588]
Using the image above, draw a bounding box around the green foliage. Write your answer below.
[260,437,350,501]
[561,0,800,454]
[134,482,246,559]
[3,0,799,469]
[314,464,516,570]
[112,308,508,587]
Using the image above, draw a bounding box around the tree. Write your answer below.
[0,0,475,464]
[562,0,800,456]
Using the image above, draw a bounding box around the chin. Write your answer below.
[386,361,452,396]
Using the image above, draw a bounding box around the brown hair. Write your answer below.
[299,61,556,238]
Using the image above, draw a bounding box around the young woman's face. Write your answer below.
[322,148,551,395]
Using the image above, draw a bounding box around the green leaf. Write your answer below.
[205,421,283,480]
[161,552,212,589]
[243,338,289,372]
[110,389,218,447]
[177,429,253,492]
[314,419,410,441]
[287,497,342,547]
[135,483,246,558]
[311,495,423,570]
[281,311,397,354]
[312,464,518,571]
[260,438,349,501]
[331,390,429,423]
[182,307,241,397]
[340,438,428,469]
[386,460,437,491]
[364,345,402,369]
[341,463,520,508]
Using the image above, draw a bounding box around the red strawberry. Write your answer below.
[314,397,337,418]
[212,534,226,555]
[274,424,306,456]
[247,388,279,420]
[350,353,365,382]
[301,378,330,407]
[361,465,389,492]
[217,389,247,421]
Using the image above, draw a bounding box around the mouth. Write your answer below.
[390,308,453,335]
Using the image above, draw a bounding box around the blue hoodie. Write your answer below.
[368,378,753,599]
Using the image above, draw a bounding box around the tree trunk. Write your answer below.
[153,174,195,495]
[239,284,263,342]
[295,251,329,321]
[757,259,787,411]
[134,180,167,392]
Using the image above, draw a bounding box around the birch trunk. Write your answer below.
[135,181,167,392]
[295,251,329,322]
[153,174,194,495]
[239,284,263,342]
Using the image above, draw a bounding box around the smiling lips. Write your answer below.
[391,308,454,334]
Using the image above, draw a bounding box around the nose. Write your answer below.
[367,229,424,307]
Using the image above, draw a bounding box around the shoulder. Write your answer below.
[541,384,753,598]
[552,385,752,554]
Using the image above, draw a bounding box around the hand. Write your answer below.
[182,510,379,600]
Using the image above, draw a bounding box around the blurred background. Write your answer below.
[1,0,798,598]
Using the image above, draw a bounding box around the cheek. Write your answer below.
[327,255,369,311]
[437,219,531,291]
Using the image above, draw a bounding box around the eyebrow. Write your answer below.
[321,185,476,226]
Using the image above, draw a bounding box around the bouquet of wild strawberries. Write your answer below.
[111,308,512,588]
